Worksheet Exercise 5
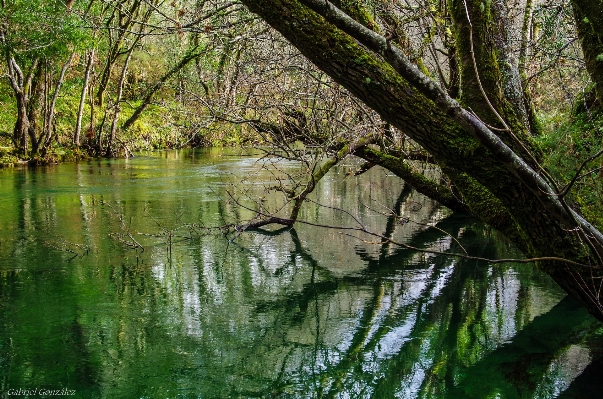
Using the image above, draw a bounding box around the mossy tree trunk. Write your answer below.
[449,0,538,154]
[572,0,603,106]
[239,0,603,321]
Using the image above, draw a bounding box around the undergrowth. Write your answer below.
[538,109,603,230]
[0,87,255,166]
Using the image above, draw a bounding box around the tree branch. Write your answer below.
[265,0,603,259]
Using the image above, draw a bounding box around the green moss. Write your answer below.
[331,0,379,32]
[444,168,530,253]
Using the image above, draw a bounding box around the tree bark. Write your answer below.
[239,0,603,321]
[75,49,95,146]
[27,64,44,154]
[106,49,133,157]
[571,0,603,106]
[43,52,76,152]
[5,56,40,155]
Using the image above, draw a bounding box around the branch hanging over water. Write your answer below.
[228,195,596,270]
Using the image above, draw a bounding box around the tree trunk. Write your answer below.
[43,52,76,152]
[239,0,603,321]
[75,49,95,146]
[27,64,44,155]
[517,0,541,136]
[13,92,29,154]
[490,0,530,132]
[122,46,202,132]
[449,0,537,155]
[106,49,133,157]
[571,0,603,106]
[3,41,39,154]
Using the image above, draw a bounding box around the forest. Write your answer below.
[2,0,603,323]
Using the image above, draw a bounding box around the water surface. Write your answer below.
[0,149,601,398]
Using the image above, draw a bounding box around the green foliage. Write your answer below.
[0,0,90,60]
[539,111,603,229]
[0,146,18,166]
[0,85,16,144]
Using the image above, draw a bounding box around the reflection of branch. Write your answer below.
[342,230,593,268]
[230,196,596,269]
[354,146,469,213]
[363,193,468,255]
[103,201,144,252]
[408,219,467,255]
[44,239,90,258]
[295,0,603,260]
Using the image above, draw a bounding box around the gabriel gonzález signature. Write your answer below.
[6,388,76,396]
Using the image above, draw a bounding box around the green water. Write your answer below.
[0,149,601,399]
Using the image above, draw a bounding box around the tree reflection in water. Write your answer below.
[0,152,601,398]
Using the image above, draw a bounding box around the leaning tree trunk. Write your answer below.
[239,0,603,321]
[121,46,202,132]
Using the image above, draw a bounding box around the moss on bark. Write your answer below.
[354,146,470,214]
[241,0,603,321]
[572,0,603,106]
[449,0,542,161]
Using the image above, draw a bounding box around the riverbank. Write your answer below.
[0,146,92,167]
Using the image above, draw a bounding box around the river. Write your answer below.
[0,149,601,398]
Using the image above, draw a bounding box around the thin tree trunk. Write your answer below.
[517,0,540,135]
[96,0,145,109]
[27,64,44,155]
[43,52,76,151]
[106,49,133,157]
[518,0,534,75]
[75,49,95,146]
[14,92,29,153]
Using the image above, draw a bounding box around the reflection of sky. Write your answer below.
[143,214,588,398]
[534,345,591,399]
[2,154,592,398]
[486,270,520,345]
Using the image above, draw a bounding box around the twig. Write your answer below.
[228,194,595,269]
[558,148,603,198]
